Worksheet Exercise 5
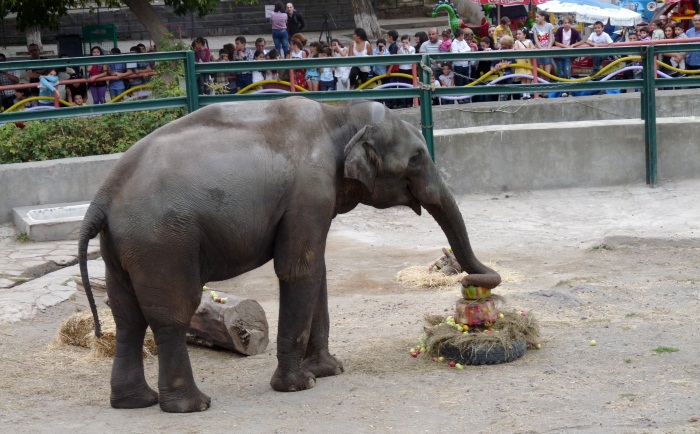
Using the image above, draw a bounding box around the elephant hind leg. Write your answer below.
[106,269,158,409]
[135,276,211,413]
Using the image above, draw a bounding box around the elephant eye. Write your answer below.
[408,151,422,168]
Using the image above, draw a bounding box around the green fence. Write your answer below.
[2,41,700,187]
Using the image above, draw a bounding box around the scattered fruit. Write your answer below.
[590,340,597,346]
[536,343,542,349]
[409,347,416,354]
[432,357,438,363]
[411,352,418,358]
[202,285,208,291]
[438,356,444,363]
[449,361,456,367]
[498,313,504,319]
[455,363,464,370]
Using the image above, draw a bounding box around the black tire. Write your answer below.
[441,338,527,365]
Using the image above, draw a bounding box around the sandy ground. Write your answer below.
[1,180,699,433]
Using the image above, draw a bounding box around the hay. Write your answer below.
[422,308,540,359]
[57,309,157,359]
[397,257,522,289]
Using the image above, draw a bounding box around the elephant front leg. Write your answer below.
[302,268,344,378]
[270,276,320,392]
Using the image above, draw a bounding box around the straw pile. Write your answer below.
[422,308,540,360]
[397,259,520,289]
[57,309,157,358]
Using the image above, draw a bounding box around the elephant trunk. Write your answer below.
[423,179,501,290]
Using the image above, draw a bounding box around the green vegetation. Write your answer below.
[624,358,633,363]
[591,243,614,251]
[0,109,185,164]
[620,393,637,401]
[15,232,32,243]
[653,346,680,354]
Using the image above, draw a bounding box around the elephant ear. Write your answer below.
[344,125,382,192]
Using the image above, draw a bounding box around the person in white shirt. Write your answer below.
[586,21,613,74]
[450,28,471,87]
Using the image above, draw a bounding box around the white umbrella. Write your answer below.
[537,0,643,26]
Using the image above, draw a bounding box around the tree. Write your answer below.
[0,0,258,49]
[351,0,381,38]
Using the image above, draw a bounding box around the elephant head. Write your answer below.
[343,103,501,289]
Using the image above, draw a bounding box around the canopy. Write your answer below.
[537,0,643,26]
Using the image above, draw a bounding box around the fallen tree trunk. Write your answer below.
[187,292,269,356]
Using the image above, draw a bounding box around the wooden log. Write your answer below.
[187,292,269,356]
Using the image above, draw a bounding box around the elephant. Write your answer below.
[78,97,500,413]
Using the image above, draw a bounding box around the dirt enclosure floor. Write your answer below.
[1,181,699,433]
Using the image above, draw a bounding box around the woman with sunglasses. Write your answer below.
[553,17,583,81]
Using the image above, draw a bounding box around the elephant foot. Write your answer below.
[302,351,344,378]
[110,384,159,409]
[270,367,316,392]
[159,386,211,413]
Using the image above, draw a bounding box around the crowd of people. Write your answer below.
[0,42,154,111]
[2,10,698,111]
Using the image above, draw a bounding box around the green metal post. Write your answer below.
[642,46,658,187]
[419,54,435,161]
[185,50,199,113]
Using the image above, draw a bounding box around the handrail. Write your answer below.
[2,40,700,187]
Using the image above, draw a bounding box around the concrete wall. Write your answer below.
[1,95,699,223]
[434,117,700,193]
[0,154,121,224]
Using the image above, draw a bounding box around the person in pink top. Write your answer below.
[270,2,289,57]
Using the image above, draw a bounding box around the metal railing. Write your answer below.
[2,39,700,187]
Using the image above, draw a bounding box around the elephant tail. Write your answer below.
[78,202,107,338]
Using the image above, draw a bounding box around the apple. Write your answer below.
[438,356,444,363]
[455,363,464,370]
[411,352,418,358]
[590,340,597,346]
[536,343,542,349]
[432,357,438,363]
[449,361,456,367]
[498,313,504,319]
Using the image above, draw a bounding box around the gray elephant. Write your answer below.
[78,97,500,413]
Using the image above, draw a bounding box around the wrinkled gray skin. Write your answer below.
[78,97,500,413]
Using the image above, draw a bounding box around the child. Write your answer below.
[38,69,60,106]
[438,63,454,87]
[72,94,86,106]
[318,47,335,91]
[439,29,452,52]
[252,49,266,84]
[107,47,131,100]
[305,42,321,91]
[214,48,231,93]
[372,38,390,77]
[586,21,613,73]
[265,49,280,81]
[639,27,651,42]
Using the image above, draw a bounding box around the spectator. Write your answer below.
[234,36,254,91]
[270,2,289,57]
[25,43,48,97]
[463,29,478,51]
[0,53,21,111]
[318,47,335,91]
[660,14,669,28]
[372,38,391,78]
[214,49,231,93]
[438,62,454,87]
[396,34,415,108]
[532,11,554,75]
[639,27,651,41]
[126,45,152,89]
[419,27,441,53]
[387,30,399,54]
[494,17,512,48]
[684,14,700,71]
[306,41,322,91]
[137,43,147,53]
[488,26,497,42]
[514,27,535,99]
[553,16,583,80]
[87,46,108,104]
[348,28,372,89]
[265,49,280,81]
[288,37,308,89]
[332,38,351,91]
[439,29,453,52]
[14,88,36,109]
[66,68,87,105]
[493,35,514,100]
[661,25,685,75]
[286,3,305,41]
[192,37,211,95]
[72,94,86,106]
[586,21,613,74]
[451,29,472,87]
[37,68,59,106]
[107,47,131,100]
[650,20,664,40]
[413,32,427,53]
[255,37,269,55]
[252,49,266,85]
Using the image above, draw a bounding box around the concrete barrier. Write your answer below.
[1,93,699,224]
